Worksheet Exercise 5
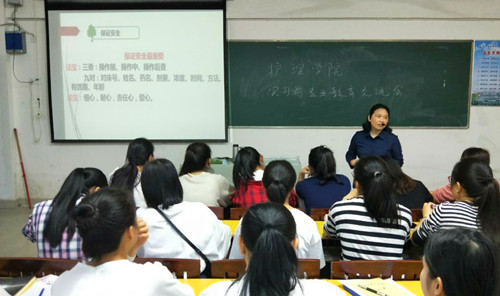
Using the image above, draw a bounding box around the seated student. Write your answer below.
[230,147,267,208]
[382,156,433,209]
[22,168,107,261]
[412,158,500,247]
[201,203,345,296]
[420,228,498,296]
[324,156,412,260]
[110,137,154,208]
[136,159,231,274]
[51,187,194,296]
[296,145,351,214]
[179,142,234,207]
[432,147,491,204]
[229,160,325,268]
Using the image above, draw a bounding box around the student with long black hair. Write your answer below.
[229,160,325,268]
[22,168,107,261]
[201,203,344,296]
[420,228,498,296]
[412,158,500,247]
[432,147,493,203]
[179,142,234,207]
[230,146,266,208]
[324,156,412,260]
[51,187,194,296]
[381,156,432,209]
[137,158,231,274]
[110,137,154,208]
[296,145,351,214]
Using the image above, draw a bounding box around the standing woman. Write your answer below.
[179,142,234,207]
[346,103,403,168]
[230,146,266,208]
[51,187,194,296]
[201,203,344,296]
[22,168,107,261]
[296,145,351,214]
[324,156,412,260]
[412,158,500,247]
[137,158,231,274]
[110,137,154,208]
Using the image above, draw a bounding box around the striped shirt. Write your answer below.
[412,201,479,246]
[22,198,85,261]
[323,197,412,260]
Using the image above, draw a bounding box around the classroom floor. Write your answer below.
[0,207,37,257]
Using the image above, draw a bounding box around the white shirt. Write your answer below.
[136,202,232,271]
[253,169,264,181]
[228,207,325,268]
[179,172,234,207]
[200,279,345,296]
[51,260,194,296]
[109,168,147,208]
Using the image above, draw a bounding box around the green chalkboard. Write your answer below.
[228,41,472,127]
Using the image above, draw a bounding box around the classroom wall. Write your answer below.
[1,0,500,204]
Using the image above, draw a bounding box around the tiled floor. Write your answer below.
[0,207,37,257]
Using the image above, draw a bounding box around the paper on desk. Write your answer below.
[0,285,12,296]
[340,278,416,296]
[14,275,58,296]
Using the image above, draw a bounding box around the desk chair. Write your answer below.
[212,259,320,279]
[229,208,247,220]
[134,258,201,278]
[310,208,329,221]
[0,257,78,277]
[411,209,423,222]
[208,206,224,220]
[331,260,423,280]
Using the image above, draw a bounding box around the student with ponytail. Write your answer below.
[296,145,351,214]
[110,137,154,208]
[324,156,412,260]
[412,158,500,247]
[201,203,344,296]
[229,160,325,268]
[51,187,194,296]
[230,146,266,207]
[22,168,107,261]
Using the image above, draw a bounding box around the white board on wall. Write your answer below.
[47,9,227,141]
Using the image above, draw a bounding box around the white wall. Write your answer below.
[1,0,500,204]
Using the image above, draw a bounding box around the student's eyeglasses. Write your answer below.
[448,176,452,183]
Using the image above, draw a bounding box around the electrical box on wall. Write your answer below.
[5,31,26,54]
[7,0,23,5]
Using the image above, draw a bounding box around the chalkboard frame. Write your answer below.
[228,40,473,129]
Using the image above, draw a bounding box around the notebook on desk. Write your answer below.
[14,275,58,296]
[340,278,416,296]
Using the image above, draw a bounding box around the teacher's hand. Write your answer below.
[350,159,358,167]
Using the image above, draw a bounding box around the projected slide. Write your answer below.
[48,10,226,141]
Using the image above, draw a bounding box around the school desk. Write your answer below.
[222,220,324,237]
[180,278,424,296]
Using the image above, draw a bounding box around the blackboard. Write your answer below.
[228,41,472,127]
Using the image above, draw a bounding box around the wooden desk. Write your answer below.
[223,220,324,236]
[180,278,424,296]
